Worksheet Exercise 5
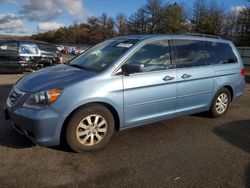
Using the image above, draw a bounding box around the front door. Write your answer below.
[122,39,177,127]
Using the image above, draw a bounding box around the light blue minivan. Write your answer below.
[5,34,245,152]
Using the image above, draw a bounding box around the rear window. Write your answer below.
[205,42,237,64]
[0,42,18,51]
[170,40,206,68]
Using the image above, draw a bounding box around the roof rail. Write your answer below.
[183,33,221,39]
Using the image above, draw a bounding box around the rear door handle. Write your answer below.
[181,74,192,79]
[163,76,175,81]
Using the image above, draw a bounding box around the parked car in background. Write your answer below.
[36,42,63,69]
[5,34,245,152]
[61,46,68,54]
[0,39,62,73]
[56,45,64,52]
[73,47,86,55]
[60,45,88,55]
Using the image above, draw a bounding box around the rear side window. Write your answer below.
[170,40,206,68]
[0,42,18,51]
[205,42,237,64]
[126,40,171,72]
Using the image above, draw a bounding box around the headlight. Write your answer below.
[20,56,30,61]
[23,89,63,109]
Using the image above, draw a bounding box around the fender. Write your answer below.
[53,97,124,143]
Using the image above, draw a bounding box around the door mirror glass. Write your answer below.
[121,63,144,75]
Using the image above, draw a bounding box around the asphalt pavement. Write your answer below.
[0,69,250,187]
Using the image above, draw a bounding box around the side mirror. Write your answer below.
[121,63,144,76]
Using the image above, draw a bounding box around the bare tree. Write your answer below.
[143,0,163,33]
[160,2,189,33]
[236,2,250,46]
[106,17,116,38]
[190,0,208,33]
[128,8,149,34]
[222,7,240,41]
[206,1,226,34]
[86,16,103,43]
[115,13,128,35]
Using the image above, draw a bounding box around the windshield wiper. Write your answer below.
[69,64,83,69]
[68,64,96,72]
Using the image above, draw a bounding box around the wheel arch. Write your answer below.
[213,84,234,102]
[60,102,121,145]
[222,85,234,102]
[209,84,234,111]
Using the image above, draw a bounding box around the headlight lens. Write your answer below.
[23,89,63,109]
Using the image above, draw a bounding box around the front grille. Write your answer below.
[8,86,25,106]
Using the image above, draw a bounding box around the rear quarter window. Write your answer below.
[205,42,237,64]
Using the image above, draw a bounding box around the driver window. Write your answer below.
[126,40,171,72]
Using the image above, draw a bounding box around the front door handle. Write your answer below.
[181,74,192,79]
[163,75,175,81]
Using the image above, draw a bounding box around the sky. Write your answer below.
[0,0,247,35]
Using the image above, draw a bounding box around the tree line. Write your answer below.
[31,0,250,46]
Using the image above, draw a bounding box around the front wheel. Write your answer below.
[34,64,44,71]
[209,88,231,118]
[66,104,115,152]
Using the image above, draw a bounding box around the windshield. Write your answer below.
[19,42,40,56]
[69,38,139,72]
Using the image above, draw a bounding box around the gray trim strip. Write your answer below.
[177,91,211,99]
[126,90,211,109]
[126,96,176,108]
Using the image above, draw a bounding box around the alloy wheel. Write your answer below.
[215,93,229,114]
[76,114,107,146]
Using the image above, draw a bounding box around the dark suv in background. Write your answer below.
[0,39,62,73]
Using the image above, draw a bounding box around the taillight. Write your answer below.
[241,68,245,77]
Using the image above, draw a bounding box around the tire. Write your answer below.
[209,87,231,118]
[34,64,44,71]
[66,104,115,152]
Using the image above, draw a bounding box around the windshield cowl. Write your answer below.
[68,64,94,72]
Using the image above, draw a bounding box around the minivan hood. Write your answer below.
[16,64,94,92]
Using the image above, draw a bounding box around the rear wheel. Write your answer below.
[66,104,114,152]
[210,87,231,118]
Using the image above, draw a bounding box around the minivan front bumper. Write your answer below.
[5,105,63,146]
